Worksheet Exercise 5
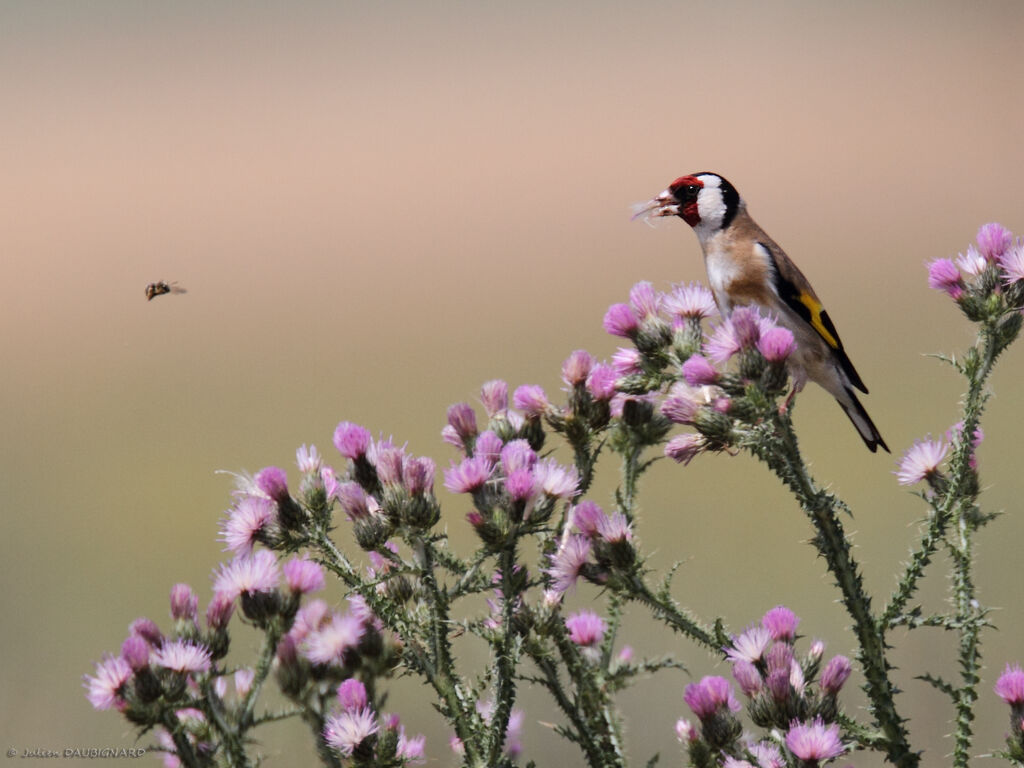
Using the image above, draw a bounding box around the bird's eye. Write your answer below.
[686,184,700,198]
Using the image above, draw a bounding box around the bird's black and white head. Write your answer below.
[633,172,742,241]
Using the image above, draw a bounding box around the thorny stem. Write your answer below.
[751,413,918,768]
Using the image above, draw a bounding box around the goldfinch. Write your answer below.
[634,172,888,453]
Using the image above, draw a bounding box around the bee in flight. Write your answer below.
[145,281,187,301]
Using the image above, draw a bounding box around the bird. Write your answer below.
[633,172,888,453]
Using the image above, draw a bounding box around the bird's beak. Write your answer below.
[630,189,679,222]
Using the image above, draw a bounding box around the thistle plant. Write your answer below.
[86,224,1024,767]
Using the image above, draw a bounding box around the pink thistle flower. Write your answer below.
[586,363,619,400]
[337,678,369,711]
[504,469,536,502]
[665,281,718,320]
[570,500,605,538]
[977,222,1013,261]
[296,444,322,473]
[562,349,595,386]
[597,510,632,543]
[83,654,132,710]
[397,731,427,763]
[474,430,504,465]
[324,707,379,757]
[445,403,478,445]
[234,668,254,698]
[726,625,773,663]
[762,605,800,641]
[533,458,580,499]
[732,659,763,696]
[128,618,163,647]
[402,455,435,495]
[443,456,492,494]
[749,741,784,768]
[213,549,280,602]
[629,280,662,319]
[153,640,212,674]
[205,593,234,631]
[546,534,592,596]
[283,556,325,594]
[757,326,797,362]
[170,583,199,622]
[706,320,742,364]
[785,717,844,762]
[289,599,330,643]
[730,306,763,347]
[220,497,275,556]
[675,718,697,743]
[821,655,852,695]
[665,433,708,465]
[661,384,703,424]
[304,614,366,665]
[566,610,606,648]
[895,436,948,485]
[681,354,719,386]
[255,466,289,504]
[513,384,549,417]
[764,641,795,674]
[333,422,372,460]
[956,245,988,278]
[120,634,150,670]
[611,347,642,377]
[373,445,406,486]
[928,258,965,299]
[997,239,1024,285]
[995,663,1024,705]
[683,675,741,720]
[603,303,640,338]
[335,482,371,520]
[500,440,537,473]
[480,379,509,417]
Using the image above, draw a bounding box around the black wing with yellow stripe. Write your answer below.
[763,245,868,394]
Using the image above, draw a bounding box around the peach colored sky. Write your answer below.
[3,3,1024,764]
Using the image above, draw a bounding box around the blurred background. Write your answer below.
[3,1,1024,764]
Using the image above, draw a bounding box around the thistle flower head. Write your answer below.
[665,281,718,320]
[324,707,378,757]
[762,605,800,641]
[683,675,741,720]
[977,222,1013,261]
[220,497,276,556]
[480,379,509,417]
[928,258,965,299]
[333,422,372,460]
[995,663,1024,705]
[153,639,212,675]
[586,363,619,400]
[283,556,325,594]
[213,549,280,602]
[603,303,640,338]
[895,436,948,486]
[566,610,606,648]
[83,654,132,710]
[561,349,595,386]
[681,354,719,386]
[513,384,549,417]
[443,456,492,494]
[726,625,773,663]
[785,717,844,762]
[337,678,369,711]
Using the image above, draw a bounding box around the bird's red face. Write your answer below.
[631,175,705,227]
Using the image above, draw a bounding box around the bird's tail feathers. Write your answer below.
[836,387,889,453]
